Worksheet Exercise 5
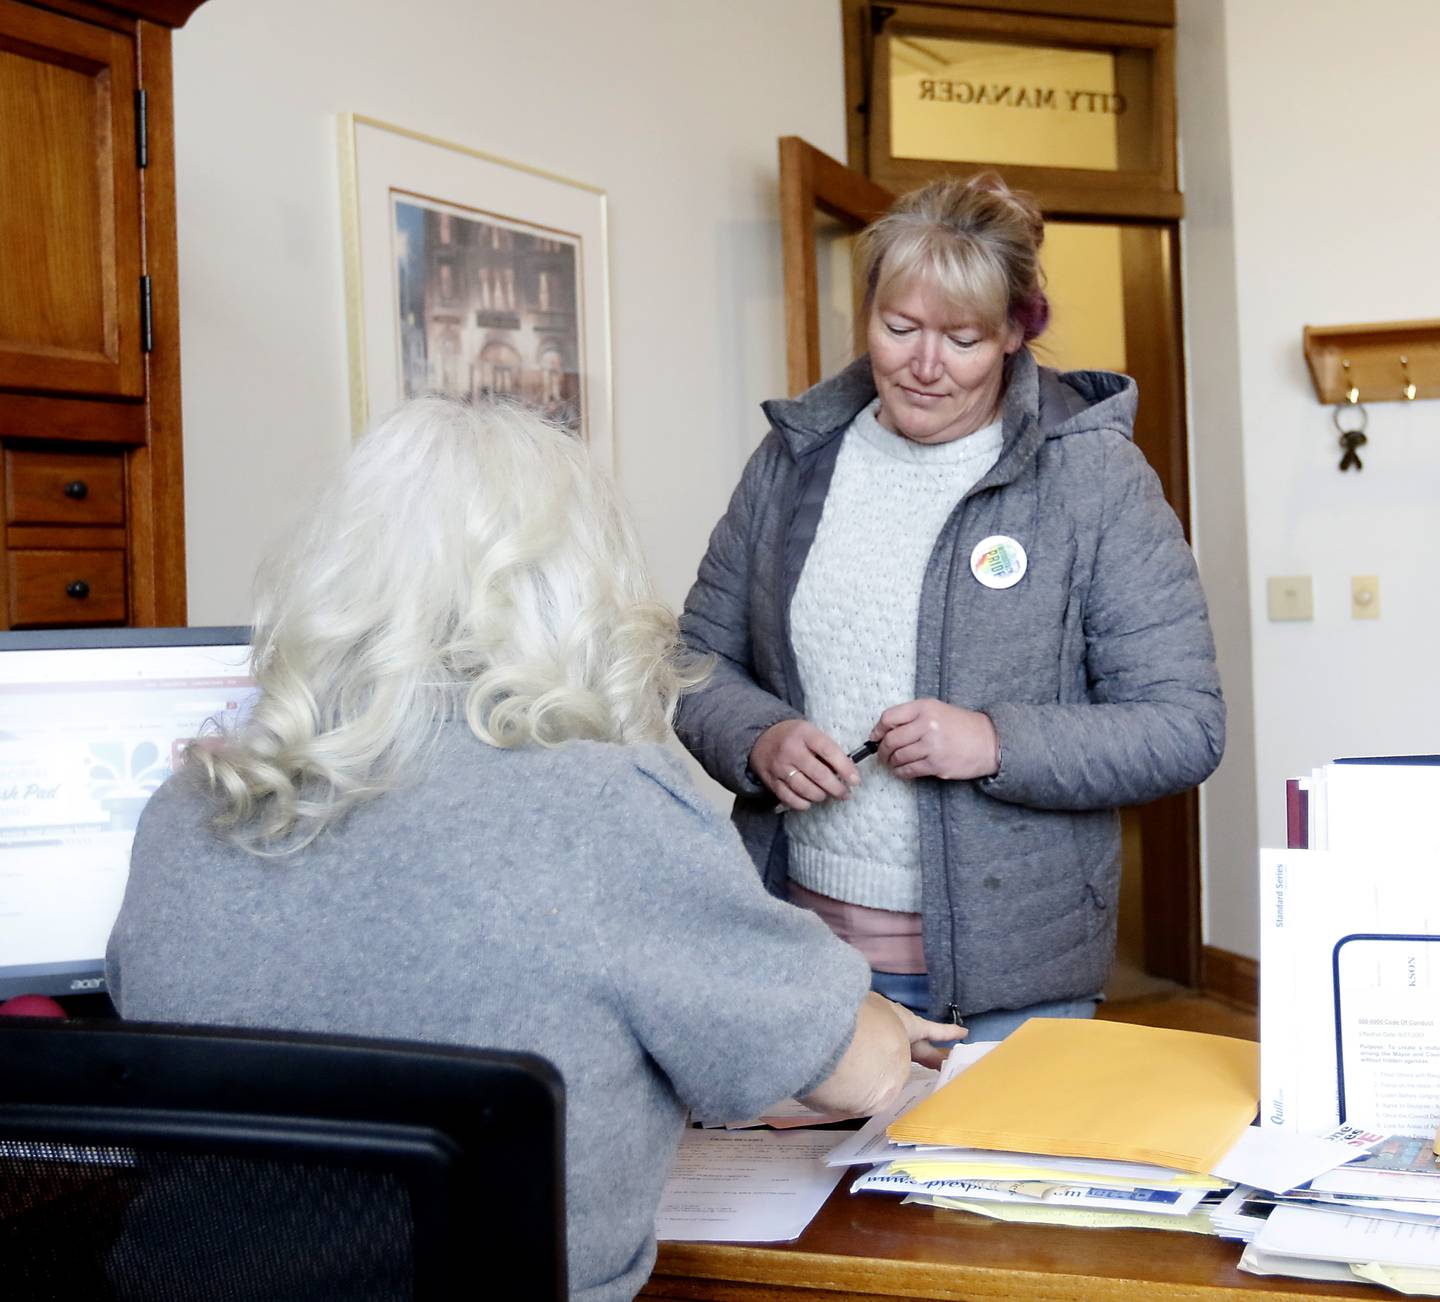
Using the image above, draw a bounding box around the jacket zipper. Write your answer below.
[926,412,1040,1016]
[933,497,967,1017]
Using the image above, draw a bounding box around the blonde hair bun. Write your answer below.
[856,171,1049,341]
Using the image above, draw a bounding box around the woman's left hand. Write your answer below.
[871,698,1000,781]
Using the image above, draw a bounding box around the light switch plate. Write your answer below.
[1267,575,1313,622]
[1351,575,1380,620]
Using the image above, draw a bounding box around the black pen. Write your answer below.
[773,740,878,813]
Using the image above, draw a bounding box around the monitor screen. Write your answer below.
[0,627,257,999]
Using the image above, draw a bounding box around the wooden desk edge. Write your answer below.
[645,1239,1382,1301]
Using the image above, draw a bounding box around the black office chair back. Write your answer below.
[0,1019,566,1301]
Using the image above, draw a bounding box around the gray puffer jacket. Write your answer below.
[674,348,1224,1018]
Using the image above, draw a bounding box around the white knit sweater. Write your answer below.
[786,401,1003,911]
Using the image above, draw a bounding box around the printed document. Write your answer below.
[1261,849,1440,1137]
[1252,1204,1440,1270]
[655,1128,846,1243]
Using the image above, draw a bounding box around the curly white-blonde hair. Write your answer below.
[195,395,706,853]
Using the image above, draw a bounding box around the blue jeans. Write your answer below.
[869,970,1100,1042]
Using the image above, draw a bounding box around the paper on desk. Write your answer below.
[1243,1243,1440,1294]
[1211,1184,1270,1240]
[1313,1169,1440,1200]
[1351,1261,1440,1296]
[830,1126,1218,1187]
[1311,1132,1440,1200]
[852,1164,1207,1214]
[1211,1123,1375,1194]
[905,1194,1219,1234]
[1237,1244,1358,1284]
[888,1017,1259,1174]
[830,1042,1220,1191]
[1279,1197,1440,1226]
[936,1038,1001,1084]
[1253,1205,1440,1271]
[888,1152,1225,1189]
[654,1128,845,1243]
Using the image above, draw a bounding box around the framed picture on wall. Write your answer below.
[338,115,613,465]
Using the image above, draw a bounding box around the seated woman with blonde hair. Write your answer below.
[106,396,961,1302]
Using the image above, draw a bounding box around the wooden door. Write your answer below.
[1036,217,1196,985]
[0,0,144,398]
[778,136,1199,986]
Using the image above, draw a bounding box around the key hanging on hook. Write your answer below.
[1334,400,1368,471]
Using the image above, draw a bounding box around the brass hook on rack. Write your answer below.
[1334,360,1366,471]
[1401,355,1417,401]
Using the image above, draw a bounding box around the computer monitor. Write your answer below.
[0,627,257,999]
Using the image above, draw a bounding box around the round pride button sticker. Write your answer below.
[970,535,1028,590]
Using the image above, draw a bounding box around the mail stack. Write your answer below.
[1245,755,1440,1288]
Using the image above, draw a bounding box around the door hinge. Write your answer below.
[135,88,148,168]
[140,276,153,353]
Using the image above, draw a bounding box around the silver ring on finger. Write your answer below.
[783,768,799,782]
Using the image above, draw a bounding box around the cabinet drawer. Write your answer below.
[8,550,126,626]
[5,449,126,526]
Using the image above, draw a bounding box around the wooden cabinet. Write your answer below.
[0,0,206,628]
[4,444,127,624]
[0,0,143,398]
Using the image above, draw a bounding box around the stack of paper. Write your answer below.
[1247,755,1440,1293]
[831,1025,1440,1283]
[1218,1128,1440,1290]
[887,1018,1260,1172]
[827,1020,1273,1233]
[1289,757,1440,855]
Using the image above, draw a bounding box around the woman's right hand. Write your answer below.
[883,998,968,1069]
[750,719,861,811]
[798,993,968,1118]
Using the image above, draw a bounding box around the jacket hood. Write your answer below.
[761,349,1138,474]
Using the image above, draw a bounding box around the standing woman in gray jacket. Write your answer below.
[675,173,1224,1040]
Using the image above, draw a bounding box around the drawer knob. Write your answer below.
[66,580,91,600]
[63,480,90,501]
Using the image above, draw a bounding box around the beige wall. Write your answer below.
[173,0,845,626]
[1178,0,1440,959]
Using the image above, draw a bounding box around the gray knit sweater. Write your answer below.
[107,727,870,1302]
[787,402,1002,913]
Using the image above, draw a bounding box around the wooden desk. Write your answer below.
[642,1176,1380,1301]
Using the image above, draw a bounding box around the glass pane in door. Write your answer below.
[814,212,861,381]
[1035,222,1127,374]
[887,34,1154,172]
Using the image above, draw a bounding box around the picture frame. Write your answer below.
[338,114,613,465]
